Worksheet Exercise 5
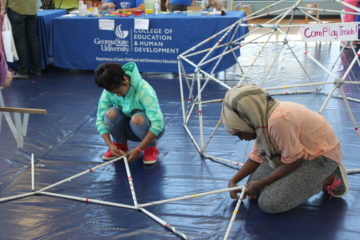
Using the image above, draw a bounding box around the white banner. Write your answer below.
[300,22,359,42]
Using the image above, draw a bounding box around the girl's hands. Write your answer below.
[228,180,242,199]
[245,180,263,200]
[126,148,141,162]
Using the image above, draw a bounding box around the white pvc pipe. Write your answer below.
[335,0,360,12]
[139,186,244,208]
[338,87,360,139]
[346,168,360,174]
[319,85,338,113]
[40,191,135,209]
[299,6,360,15]
[203,120,222,151]
[140,208,188,239]
[178,60,187,123]
[14,112,23,148]
[0,192,36,203]
[196,70,205,151]
[244,7,291,21]
[22,113,29,136]
[269,90,318,96]
[183,124,202,153]
[239,30,276,86]
[198,69,232,89]
[31,153,35,190]
[37,156,125,193]
[202,154,244,167]
[224,186,246,240]
[123,157,138,207]
[243,0,287,21]
[264,81,336,91]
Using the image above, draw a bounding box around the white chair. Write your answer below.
[0,88,47,148]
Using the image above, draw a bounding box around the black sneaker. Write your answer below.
[13,72,29,79]
[30,69,42,76]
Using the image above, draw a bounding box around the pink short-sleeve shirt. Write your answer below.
[248,101,341,165]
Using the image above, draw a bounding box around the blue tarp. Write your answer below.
[0,43,360,239]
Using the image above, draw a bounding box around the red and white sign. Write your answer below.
[300,22,359,42]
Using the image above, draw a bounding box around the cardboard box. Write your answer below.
[187,5,202,12]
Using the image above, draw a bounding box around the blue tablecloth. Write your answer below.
[53,11,248,73]
[37,9,67,68]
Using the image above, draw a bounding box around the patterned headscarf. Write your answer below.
[221,84,280,160]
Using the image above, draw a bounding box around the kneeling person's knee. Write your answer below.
[131,114,144,126]
[258,195,289,214]
[106,109,117,119]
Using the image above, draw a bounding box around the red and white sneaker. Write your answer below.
[102,142,128,161]
[323,164,349,198]
[143,146,159,164]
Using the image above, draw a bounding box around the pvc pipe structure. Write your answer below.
[179,19,243,57]
[224,186,246,240]
[123,157,138,207]
[273,0,303,25]
[140,208,189,240]
[200,99,223,104]
[139,186,244,208]
[197,22,237,66]
[347,168,360,174]
[178,0,360,173]
[41,191,136,209]
[31,153,35,190]
[269,90,317,96]
[244,7,291,22]
[243,0,287,21]
[238,30,277,86]
[196,70,205,150]
[0,192,36,203]
[276,28,314,83]
[178,61,187,123]
[203,154,244,167]
[198,68,232,90]
[319,86,338,113]
[299,6,360,15]
[203,120,222,151]
[37,156,125,193]
[183,124,202,153]
[297,8,323,23]
[335,0,360,12]
[265,81,336,91]
[14,112,24,148]
[185,99,196,125]
[338,87,360,139]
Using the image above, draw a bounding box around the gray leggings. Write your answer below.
[248,156,338,214]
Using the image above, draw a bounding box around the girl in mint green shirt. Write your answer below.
[95,62,164,164]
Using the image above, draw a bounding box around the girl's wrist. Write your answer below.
[135,146,143,153]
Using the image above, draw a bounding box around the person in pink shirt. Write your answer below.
[0,50,12,88]
[343,0,359,22]
[341,0,360,48]
[222,84,349,214]
[0,2,12,88]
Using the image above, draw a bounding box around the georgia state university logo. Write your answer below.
[94,24,130,53]
[115,24,129,39]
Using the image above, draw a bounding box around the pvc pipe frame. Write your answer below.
[0,154,247,240]
[224,186,246,240]
[178,0,360,174]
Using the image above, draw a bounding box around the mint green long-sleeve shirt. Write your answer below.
[96,62,164,136]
